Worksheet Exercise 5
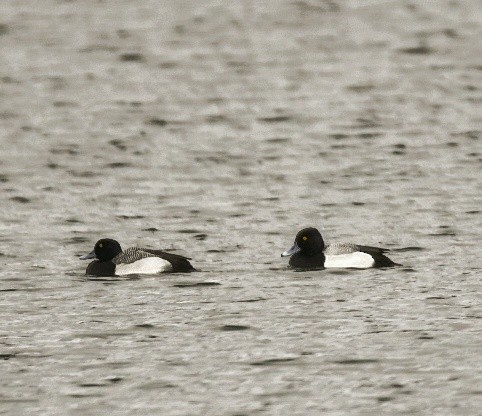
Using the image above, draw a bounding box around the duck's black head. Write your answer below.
[80,238,123,262]
[282,227,325,257]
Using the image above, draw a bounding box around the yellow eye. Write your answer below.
[99,243,103,248]
[302,236,308,241]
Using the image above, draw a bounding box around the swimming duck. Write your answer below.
[80,238,195,276]
[282,227,400,269]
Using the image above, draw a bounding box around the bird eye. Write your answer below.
[302,236,308,241]
[99,243,103,248]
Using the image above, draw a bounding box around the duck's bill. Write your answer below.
[281,242,301,257]
[80,250,96,260]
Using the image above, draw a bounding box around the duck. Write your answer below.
[281,227,400,269]
[80,238,196,276]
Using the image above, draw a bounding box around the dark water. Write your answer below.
[1,0,481,414]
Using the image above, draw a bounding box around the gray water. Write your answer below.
[1,0,481,415]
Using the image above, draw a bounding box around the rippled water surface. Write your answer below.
[1,0,481,414]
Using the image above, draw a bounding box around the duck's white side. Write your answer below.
[115,257,173,275]
[324,252,375,269]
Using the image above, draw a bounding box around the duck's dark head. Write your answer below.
[282,227,325,257]
[80,238,122,262]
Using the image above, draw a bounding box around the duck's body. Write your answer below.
[282,228,399,270]
[81,239,195,276]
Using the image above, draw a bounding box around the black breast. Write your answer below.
[289,253,325,270]
[86,260,116,276]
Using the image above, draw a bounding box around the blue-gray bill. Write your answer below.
[281,242,301,257]
[80,250,96,260]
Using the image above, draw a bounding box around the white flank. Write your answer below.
[115,257,173,275]
[324,252,375,269]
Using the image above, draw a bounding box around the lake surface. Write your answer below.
[0,0,481,414]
